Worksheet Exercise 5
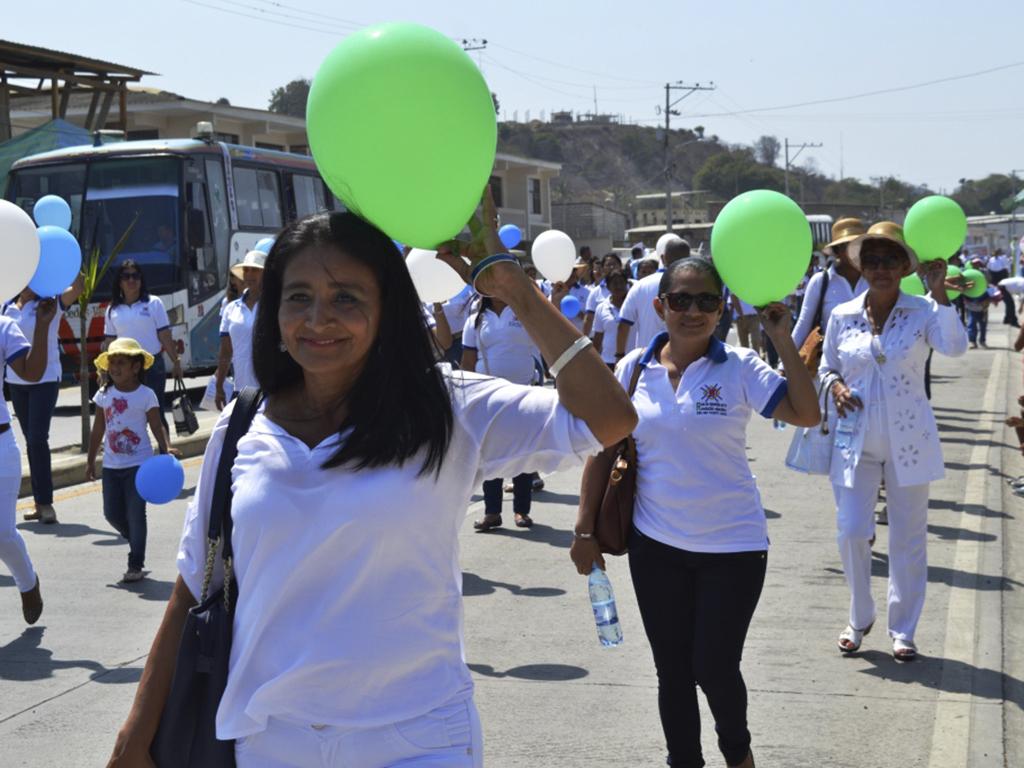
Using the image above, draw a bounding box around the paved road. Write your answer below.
[0,321,1020,767]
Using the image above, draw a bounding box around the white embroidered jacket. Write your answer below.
[820,292,968,489]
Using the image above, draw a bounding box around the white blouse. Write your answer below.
[791,267,869,349]
[177,367,601,740]
[820,292,968,488]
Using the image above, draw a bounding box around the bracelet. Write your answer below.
[573,531,594,540]
[549,336,593,378]
[470,253,519,296]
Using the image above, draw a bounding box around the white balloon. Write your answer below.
[655,232,684,258]
[0,201,40,299]
[406,249,466,303]
[532,229,575,283]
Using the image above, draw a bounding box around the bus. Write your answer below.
[3,138,336,378]
[806,214,834,253]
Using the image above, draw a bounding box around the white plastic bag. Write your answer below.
[199,376,232,411]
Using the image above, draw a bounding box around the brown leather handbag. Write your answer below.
[594,360,643,556]
[798,271,830,373]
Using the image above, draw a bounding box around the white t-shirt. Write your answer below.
[104,296,170,355]
[592,298,632,364]
[92,384,159,469]
[462,305,538,385]
[585,281,610,315]
[0,317,31,424]
[988,254,1010,273]
[219,293,259,391]
[176,368,602,739]
[616,333,787,553]
[3,299,64,385]
[618,272,664,352]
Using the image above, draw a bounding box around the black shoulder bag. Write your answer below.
[151,387,263,767]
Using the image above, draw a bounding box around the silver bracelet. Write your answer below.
[549,336,593,378]
[573,531,594,540]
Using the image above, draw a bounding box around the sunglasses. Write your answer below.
[859,254,903,270]
[120,272,141,281]
[659,292,722,313]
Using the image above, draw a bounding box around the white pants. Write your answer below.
[0,430,34,593]
[834,406,929,641]
[235,697,483,768]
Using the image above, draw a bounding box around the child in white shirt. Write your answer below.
[87,338,173,583]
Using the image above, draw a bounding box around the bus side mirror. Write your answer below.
[187,209,207,247]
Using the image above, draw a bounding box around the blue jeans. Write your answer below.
[482,473,532,515]
[968,310,987,345]
[144,353,168,432]
[8,382,59,505]
[102,466,147,570]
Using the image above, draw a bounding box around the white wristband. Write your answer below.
[549,336,593,378]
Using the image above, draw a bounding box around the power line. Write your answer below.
[180,0,347,35]
[248,0,365,27]
[489,42,660,86]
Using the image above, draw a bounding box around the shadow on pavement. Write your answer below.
[926,523,998,542]
[106,577,174,601]
[16,522,120,541]
[945,461,1011,480]
[936,422,994,436]
[468,662,588,681]
[856,649,1024,710]
[177,485,197,501]
[0,574,13,587]
[483,523,573,550]
[462,571,565,598]
[0,626,140,684]
[532,490,579,506]
[864,552,1024,591]
[764,509,782,519]
[929,498,1012,519]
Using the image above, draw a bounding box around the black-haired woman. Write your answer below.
[571,257,820,768]
[107,196,636,768]
[462,293,541,530]
[103,260,182,433]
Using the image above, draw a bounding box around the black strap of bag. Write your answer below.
[812,270,830,333]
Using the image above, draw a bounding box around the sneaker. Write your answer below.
[121,569,146,583]
[875,507,888,525]
[20,574,42,625]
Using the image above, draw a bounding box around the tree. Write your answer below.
[954,174,1016,216]
[491,92,500,114]
[693,150,784,198]
[268,78,311,118]
[216,97,231,106]
[753,135,781,167]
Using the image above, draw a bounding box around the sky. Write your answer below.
[6,0,1024,194]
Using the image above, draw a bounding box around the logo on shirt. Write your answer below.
[695,383,727,416]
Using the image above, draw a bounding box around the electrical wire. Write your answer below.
[179,0,349,36]
[489,42,661,86]
[248,0,366,28]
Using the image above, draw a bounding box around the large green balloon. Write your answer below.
[904,195,967,263]
[900,274,926,296]
[307,23,497,248]
[945,264,963,301]
[710,190,812,306]
[961,267,988,299]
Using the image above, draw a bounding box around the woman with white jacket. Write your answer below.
[821,222,968,661]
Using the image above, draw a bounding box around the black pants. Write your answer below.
[629,528,767,768]
[991,270,1019,325]
[482,473,531,515]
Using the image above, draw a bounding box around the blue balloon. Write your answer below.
[135,454,185,504]
[560,295,581,319]
[33,195,72,230]
[30,226,81,296]
[499,224,522,249]
[254,237,275,254]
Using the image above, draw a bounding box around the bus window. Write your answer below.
[5,163,86,237]
[186,180,221,304]
[80,156,183,298]
[291,173,327,218]
[204,159,231,288]
[234,166,282,229]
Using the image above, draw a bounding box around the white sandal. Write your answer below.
[837,621,874,654]
[893,637,918,662]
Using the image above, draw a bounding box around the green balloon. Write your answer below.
[945,264,962,301]
[904,195,967,263]
[900,274,926,296]
[961,267,988,299]
[710,190,812,306]
[307,23,497,248]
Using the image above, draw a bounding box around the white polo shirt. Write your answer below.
[219,292,259,391]
[104,295,170,355]
[618,272,664,352]
[563,283,592,332]
[441,285,474,336]
[592,298,633,364]
[585,281,610,316]
[177,368,602,739]
[3,299,64,385]
[617,332,787,553]
[462,305,538,385]
[0,317,31,424]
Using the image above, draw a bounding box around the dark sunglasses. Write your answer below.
[120,272,141,281]
[659,292,722,313]
[859,254,902,270]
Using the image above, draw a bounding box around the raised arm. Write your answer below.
[8,300,56,383]
[791,271,823,349]
[759,303,820,427]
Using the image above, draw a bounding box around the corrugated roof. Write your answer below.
[0,39,153,78]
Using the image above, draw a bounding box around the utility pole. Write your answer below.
[784,138,822,198]
[460,38,487,69]
[660,81,715,231]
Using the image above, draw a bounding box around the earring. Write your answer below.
[279,341,287,352]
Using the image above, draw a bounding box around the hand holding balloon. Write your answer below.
[757,302,793,341]
[34,298,57,328]
[922,259,953,302]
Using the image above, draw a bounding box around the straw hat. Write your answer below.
[95,337,154,371]
[847,221,919,277]
[823,218,867,257]
[230,250,267,279]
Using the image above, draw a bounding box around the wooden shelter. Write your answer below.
[0,40,152,141]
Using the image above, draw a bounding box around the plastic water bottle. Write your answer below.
[589,564,623,647]
[834,388,861,452]
[773,418,787,431]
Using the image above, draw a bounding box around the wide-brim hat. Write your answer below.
[95,337,154,371]
[823,217,867,257]
[230,249,268,279]
[847,221,919,277]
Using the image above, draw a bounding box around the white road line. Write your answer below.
[928,351,1003,768]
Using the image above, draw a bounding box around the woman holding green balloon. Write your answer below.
[821,222,968,662]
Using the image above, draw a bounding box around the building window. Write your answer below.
[233,166,282,228]
[529,178,542,215]
[489,175,504,208]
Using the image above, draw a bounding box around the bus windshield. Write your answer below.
[81,156,182,298]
